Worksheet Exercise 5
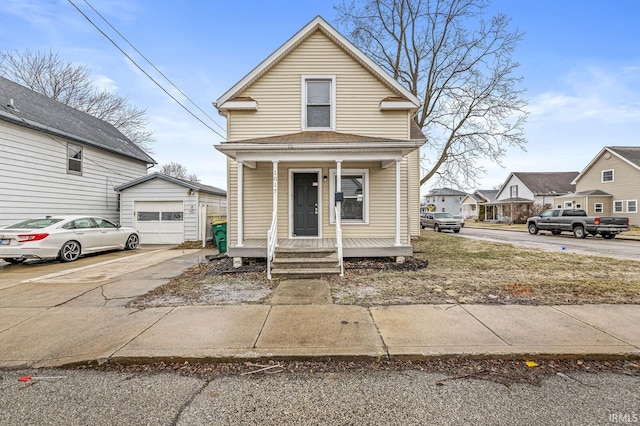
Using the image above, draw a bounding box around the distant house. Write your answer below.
[115,173,227,244]
[0,76,155,226]
[214,16,425,277]
[484,172,579,223]
[461,189,499,221]
[555,146,639,226]
[421,188,467,214]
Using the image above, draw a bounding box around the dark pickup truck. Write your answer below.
[526,208,630,239]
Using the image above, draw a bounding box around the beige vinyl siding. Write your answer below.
[576,153,640,225]
[228,31,409,141]
[0,122,147,226]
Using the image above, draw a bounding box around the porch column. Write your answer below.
[272,160,278,236]
[336,160,342,229]
[395,159,401,246]
[237,160,244,247]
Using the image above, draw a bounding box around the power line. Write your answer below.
[80,0,227,135]
[67,0,226,140]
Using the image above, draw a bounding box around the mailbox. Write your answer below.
[335,192,344,203]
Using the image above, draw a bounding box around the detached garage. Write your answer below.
[115,173,227,244]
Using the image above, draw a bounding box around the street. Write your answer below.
[1,366,638,425]
[455,227,640,261]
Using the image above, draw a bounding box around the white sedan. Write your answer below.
[0,216,140,263]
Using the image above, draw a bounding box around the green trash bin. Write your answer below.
[212,220,227,253]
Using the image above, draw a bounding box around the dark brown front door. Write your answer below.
[293,173,318,236]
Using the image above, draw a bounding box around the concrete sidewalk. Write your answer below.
[0,251,638,368]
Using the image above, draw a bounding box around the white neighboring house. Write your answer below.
[115,173,227,244]
[421,188,467,214]
[0,76,155,227]
[485,172,578,223]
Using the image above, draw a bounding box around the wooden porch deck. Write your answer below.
[228,238,413,258]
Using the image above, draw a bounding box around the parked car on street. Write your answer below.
[526,209,629,239]
[0,216,140,263]
[420,212,461,233]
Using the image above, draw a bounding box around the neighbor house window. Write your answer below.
[602,169,614,182]
[302,75,335,130]
[136,212,160,221]
[510,185,518,198]
[594,203,603,213]
[330,169,368,223]
[627,200,637,213]
[67,143,82,174]
[575,203,582,209]
[614,201,624,213]
[161,212,183,221]
[564,201,573,208]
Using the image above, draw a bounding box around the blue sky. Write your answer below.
[1,0,639,193]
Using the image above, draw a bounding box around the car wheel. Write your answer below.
[528,223,538,235]
[58,241,81,262]
[125,234,139,250]
[573,225,587,239]
[3,258,25,264]
[453,229,460,233]
[434,224,441,232]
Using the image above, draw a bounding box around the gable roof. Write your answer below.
[215,16,420,110]
[0,76,155,164]
[114,172,226,196]
[501,172,579,196]
[425,187,467,197]
[475,189,499,202]
[573,146,640,184]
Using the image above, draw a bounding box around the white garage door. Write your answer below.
[134,201,184,244]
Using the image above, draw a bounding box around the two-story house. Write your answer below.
[421,188,468,215]
[214,16,425,278]
[0,76,155,227]
[555,146,639,225]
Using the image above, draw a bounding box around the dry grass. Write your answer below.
[330,232,640,305]
[131,232,640,307]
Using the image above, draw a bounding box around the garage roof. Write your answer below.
[115,173,227,196]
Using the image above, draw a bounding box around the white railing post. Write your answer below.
[237,160,244,247]
[336,161,344,276]
[395,159,401,246]
[267,161,278,280]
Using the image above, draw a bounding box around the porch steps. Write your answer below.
[271,247,341,279]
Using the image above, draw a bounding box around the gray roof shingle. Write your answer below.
[512,172,578,195]
[0,76,155,164]
[609,146,640,168]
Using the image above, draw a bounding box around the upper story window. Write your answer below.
[510,185,518,198]
[302,75,335,130]
[67,143,83,174]
[602,169,614,183]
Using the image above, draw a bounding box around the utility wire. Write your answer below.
[67,0,226,140]
[80,0,227,135]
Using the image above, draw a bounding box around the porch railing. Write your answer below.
[266,213,277,280]
[334,205,344,277]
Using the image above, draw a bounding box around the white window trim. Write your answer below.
[67,143,83,175]
[601,169,614,183]
[301,75,336,131]
[594,203,603,213]
[563,201,573,208]
[627,200,637,213]
[613,200,624,213]
[329,168,369,224]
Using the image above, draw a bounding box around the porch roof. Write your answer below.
[215,130,425,163]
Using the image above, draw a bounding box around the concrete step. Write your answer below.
[270,267,342,279]
[272,256,338,270]
[275,247,337,258]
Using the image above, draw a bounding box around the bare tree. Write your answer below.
[0,49,154,152]
[160,162,198,182]
[336,0,527,189]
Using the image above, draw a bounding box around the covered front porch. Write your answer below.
[228,237,413,258]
